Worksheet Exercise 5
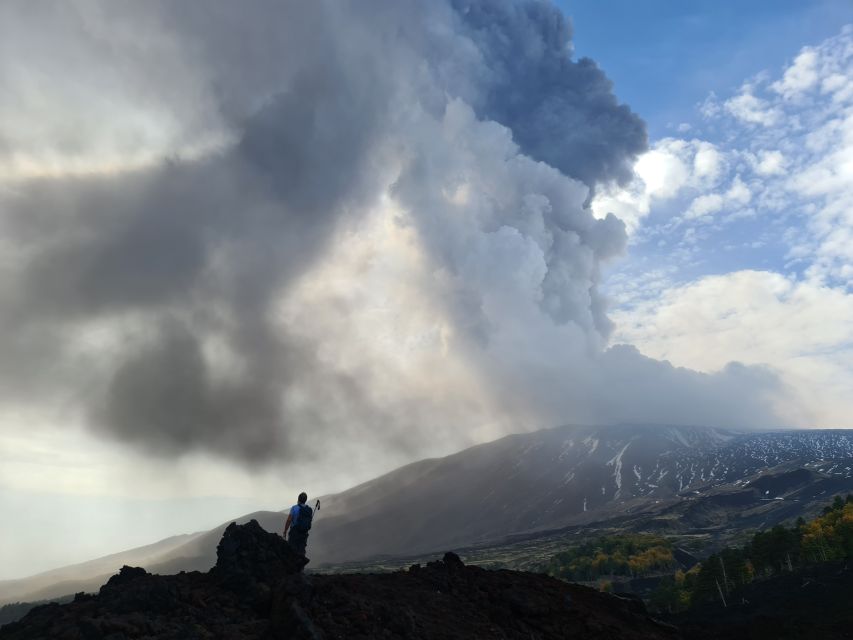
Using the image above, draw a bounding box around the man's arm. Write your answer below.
[283,513,292,537]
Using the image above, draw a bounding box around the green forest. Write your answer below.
[651,494,853,613]
[539,495,853,615]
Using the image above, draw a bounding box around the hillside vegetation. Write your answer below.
[651,494,853,613]
[542,534,677,583]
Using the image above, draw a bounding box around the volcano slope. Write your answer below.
[0,520,677,640]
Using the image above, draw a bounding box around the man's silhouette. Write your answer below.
[283,491,313,557]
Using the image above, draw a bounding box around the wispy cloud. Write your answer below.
[603,25,853,427]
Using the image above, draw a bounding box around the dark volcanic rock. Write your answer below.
[213,520,308,583]
[0,521,678,639]
[102,566,148,590]
[287,560,679,640]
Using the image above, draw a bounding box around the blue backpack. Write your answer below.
[293,504,313,533]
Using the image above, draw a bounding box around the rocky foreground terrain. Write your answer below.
[0,520,677,640]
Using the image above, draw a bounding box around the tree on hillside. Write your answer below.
[747,524,801,575]
[691,548,752,607]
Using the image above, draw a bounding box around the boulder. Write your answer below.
[212,519,307,585]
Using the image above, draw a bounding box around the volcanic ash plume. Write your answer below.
[0,0,784,471]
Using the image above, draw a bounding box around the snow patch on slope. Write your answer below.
[606,442,632,499]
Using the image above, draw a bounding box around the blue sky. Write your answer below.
[563,0,853,137]
[580,4,853,433]
[559,0,852,286]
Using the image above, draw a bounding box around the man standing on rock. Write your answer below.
[283,492,313,558]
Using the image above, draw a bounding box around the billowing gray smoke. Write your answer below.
[449,0,647,187]
[0,0,784,468]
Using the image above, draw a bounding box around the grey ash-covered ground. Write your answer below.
[0,520,677,639]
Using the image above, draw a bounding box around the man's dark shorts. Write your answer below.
[288,529,308,556]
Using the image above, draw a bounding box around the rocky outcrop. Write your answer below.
[0,521,678,639]
[213,520,307,580]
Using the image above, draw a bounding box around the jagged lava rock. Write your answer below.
[278,552,679,640]
[213,520,307,583]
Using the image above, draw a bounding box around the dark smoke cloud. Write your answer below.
[0,0,786,470]
[450,0,648,188]
[1,0,399,461]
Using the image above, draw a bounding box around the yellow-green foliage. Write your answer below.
[686,494,853,608]
[543,534,675,581]
[801,501,853,562]
[546,496,853,613]
[648,565,700,614]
